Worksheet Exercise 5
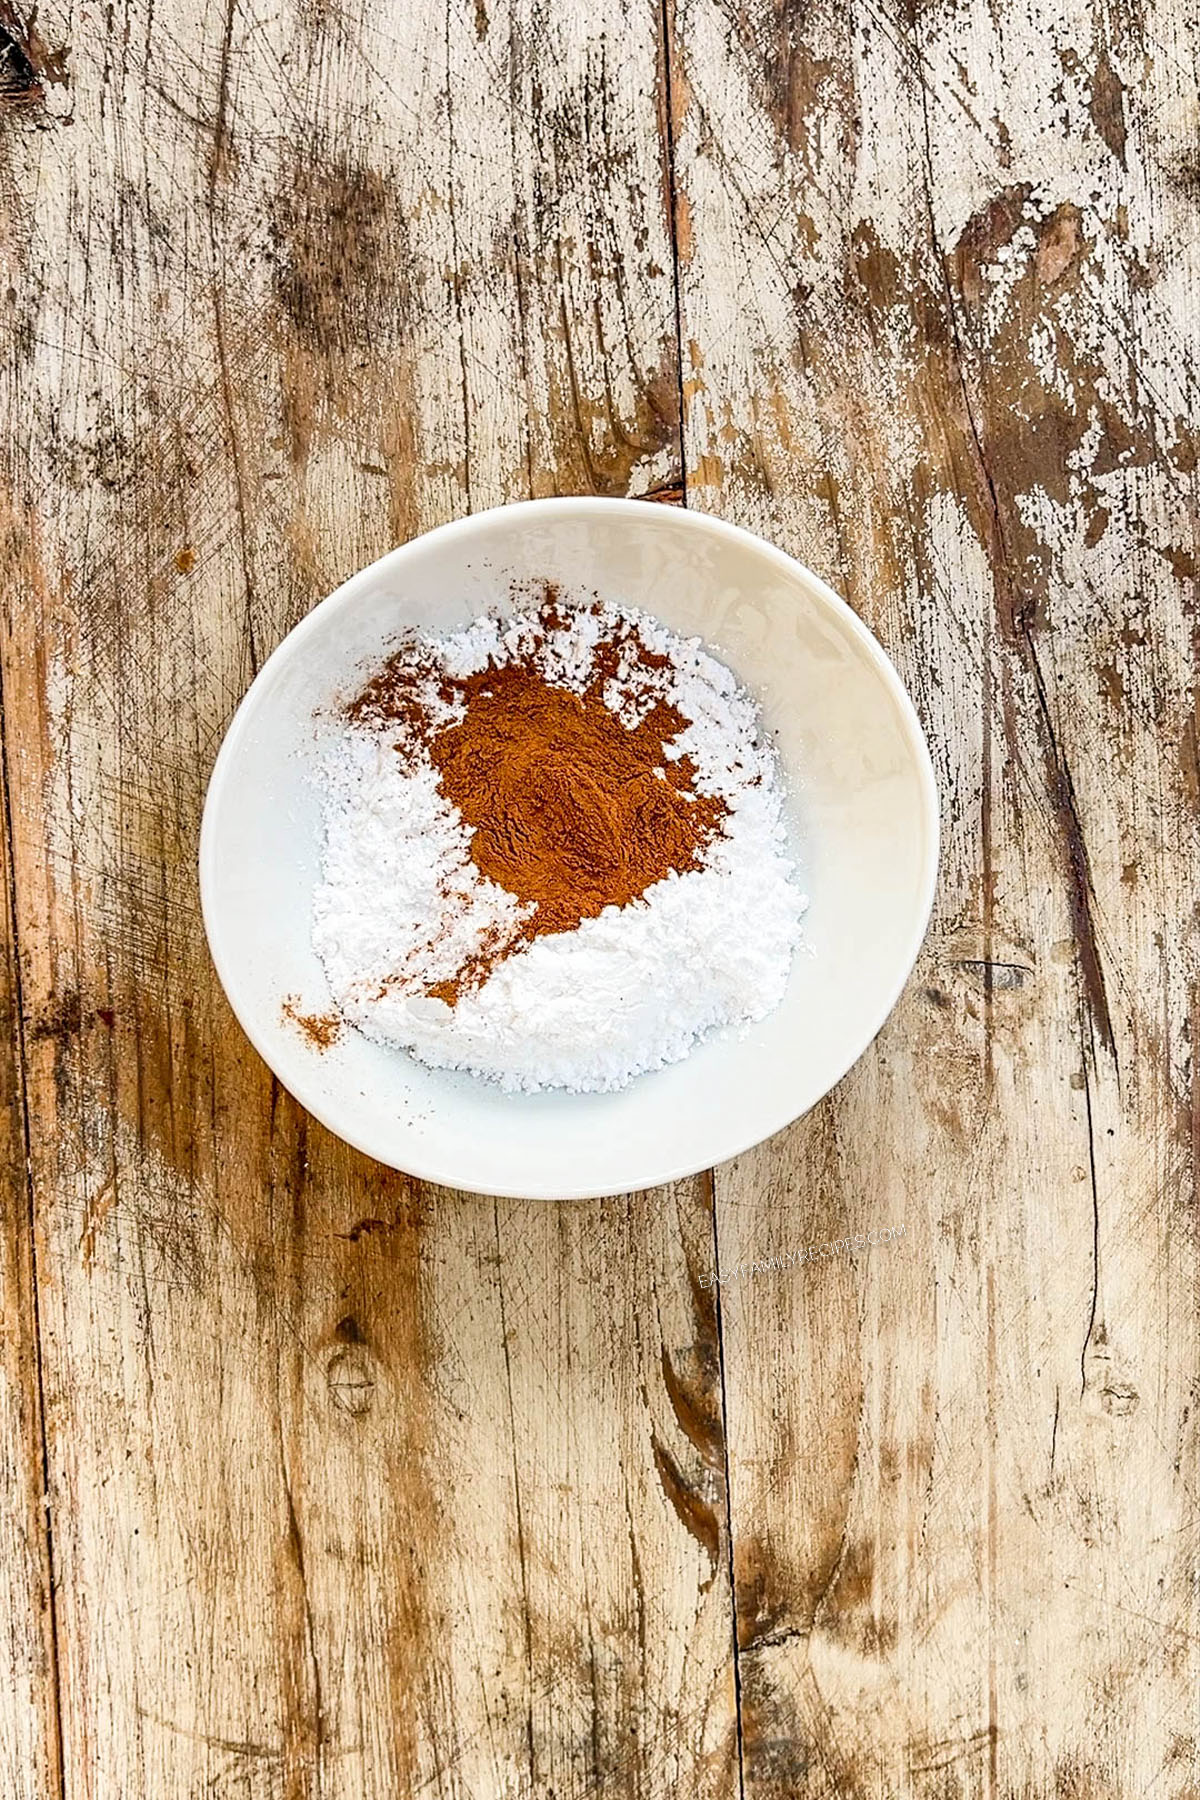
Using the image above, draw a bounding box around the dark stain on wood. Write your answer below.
[120,980,214,1196]
[1170,147,1200,204]
[0,16,38,109]
[953,193,1153,626]
[1032,668,1117,1059]
[736,1518,877,1659]
[334,1216,391,1244]
[659,1342,723,1468]
[264,143,426,505]
[47,419,139,492]
[28,986,83,1044]
[734,1536,794,1652]
[738,1690,816,1796]
[755,0,857,174]
[941,184,1165,1059]
[1089,50,1127,167]
[851,220,901,309]
[270,153,407,352]
[28,987,83,1106]
[649,1431,719,1563]
[977,277,1097,528]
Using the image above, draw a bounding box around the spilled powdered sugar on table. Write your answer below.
[312,588,806,1091]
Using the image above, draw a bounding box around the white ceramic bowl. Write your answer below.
[200,498,937,1198]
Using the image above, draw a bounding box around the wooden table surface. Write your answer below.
[2,0,1198,1794]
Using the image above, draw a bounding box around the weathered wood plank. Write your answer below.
[673,0,1200,1792]
[0,562,60,1796]
[1,0,736,1794]
[0,19,70,1794]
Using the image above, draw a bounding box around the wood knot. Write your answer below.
[1083,1330,1138,1418]
[326,1346,375,1416]
[951,957,1034,992]
[941,931,1038,1013]
[0,8,70,116]
[1099,1381,1139,1417]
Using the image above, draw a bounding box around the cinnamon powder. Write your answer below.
[282,994,342,1049]
[346,600,727,1002]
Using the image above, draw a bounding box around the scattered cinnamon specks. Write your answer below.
[282,995,343,1050]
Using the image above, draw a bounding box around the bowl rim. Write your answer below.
[199,494,940,1197]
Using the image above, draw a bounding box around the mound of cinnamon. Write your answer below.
[346,597,726,1001]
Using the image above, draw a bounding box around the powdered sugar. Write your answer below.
[312,596,806,1093]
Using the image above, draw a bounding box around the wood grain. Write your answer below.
[673,0,1200,1792]
[2,0,1198,1793]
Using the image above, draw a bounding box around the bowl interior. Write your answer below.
[200,499,937,1198]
